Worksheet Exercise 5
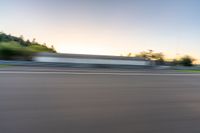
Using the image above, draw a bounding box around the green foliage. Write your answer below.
[0,33,28,46]
[28,44,56,53]
[176,70,200,73]
[0,32,56,60]
[0,42,33,60]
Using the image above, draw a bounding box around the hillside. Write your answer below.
[0,32,56,60]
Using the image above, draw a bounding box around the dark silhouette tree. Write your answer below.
[179,56,194,66]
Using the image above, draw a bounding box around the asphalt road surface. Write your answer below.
[1,68,200,133]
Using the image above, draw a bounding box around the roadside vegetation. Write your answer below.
[0,64,10,68]
[126,50,195,67]
[176,70,200,73]
[176,56,194,67]
[0,32,56,60]
[0,32,196,67]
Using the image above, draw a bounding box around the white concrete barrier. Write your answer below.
[34,53,150,66]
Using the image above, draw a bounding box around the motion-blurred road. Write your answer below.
[1,67,200,133]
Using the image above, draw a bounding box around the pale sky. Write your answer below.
[1,0,200,59]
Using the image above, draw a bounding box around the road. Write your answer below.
[1,68,200,133]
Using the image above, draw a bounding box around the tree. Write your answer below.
[26,40,31,45]
[32,38,36,44]
[51,45,56,52]
[179,56,194,66]
[127,52,132,57]
[135,50,165,64]
[19,35,24,40]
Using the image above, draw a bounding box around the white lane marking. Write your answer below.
[0,71,200,76]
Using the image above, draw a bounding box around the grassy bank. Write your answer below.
[0,64,11,68]
[176,70,200,73]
